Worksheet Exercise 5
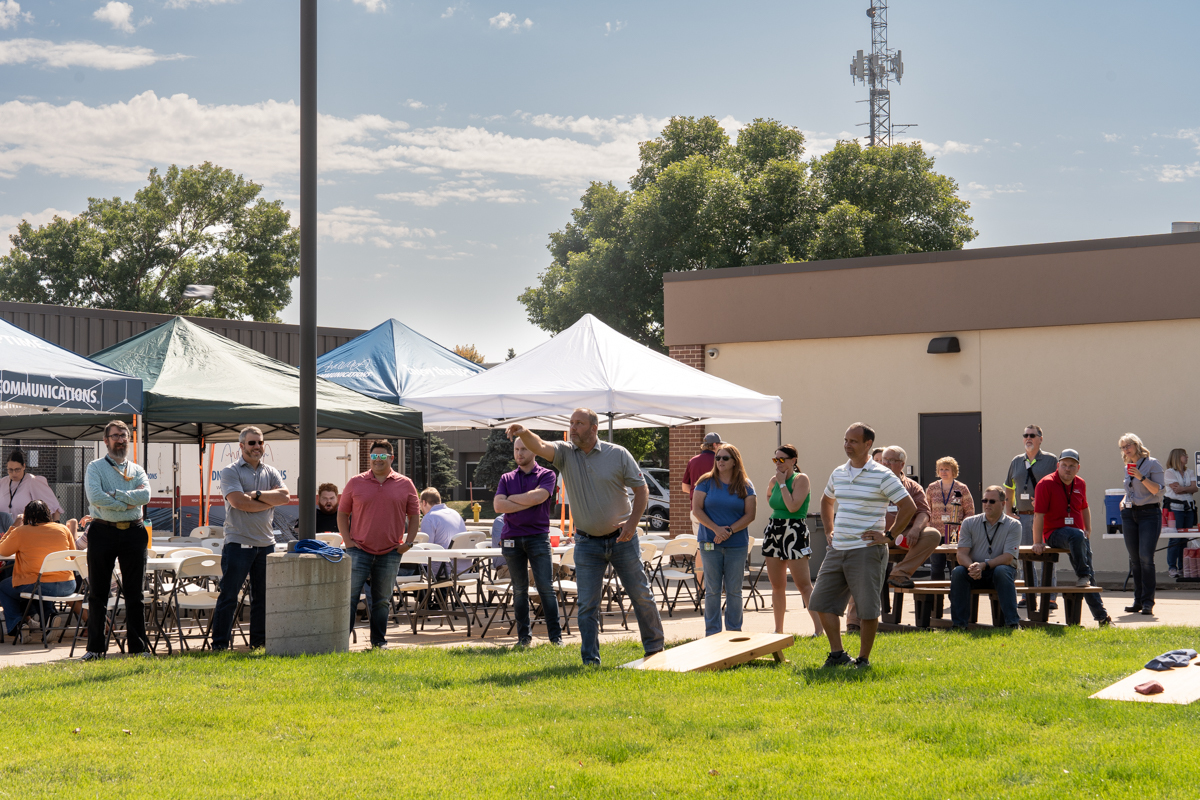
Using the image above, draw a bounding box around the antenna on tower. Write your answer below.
[848,1,915,147]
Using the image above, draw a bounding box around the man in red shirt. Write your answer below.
[337,440,421,648]
[681,432,721,587]
[1031,448,1112,626]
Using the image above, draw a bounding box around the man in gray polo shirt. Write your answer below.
[507,408,664,666]
[1004,424,1058,608]
[211,426,290,650]
[950,485,1023,629]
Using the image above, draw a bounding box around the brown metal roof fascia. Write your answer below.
[663,232,1200,346]
[0,300,364,365]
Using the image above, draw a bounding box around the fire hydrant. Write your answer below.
[471,502,482,523]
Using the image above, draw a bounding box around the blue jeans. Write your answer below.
[574,533,664,665]
[1167,506,1195,570]
[950,564,1019,627]
[503,533,562,642]
[348,547,402,646]
[700,545,747,636]
[211,543,273,650]
[1121,506,1162,609]
[0,577,76,635]
[1045,527,1107,620]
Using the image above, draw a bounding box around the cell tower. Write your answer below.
[849,1,912,147]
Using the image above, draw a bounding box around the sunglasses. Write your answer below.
[714,455,733,462]
[244,440,264,446]
[369,453,390,460]
[980,498,999,505]
[1023,433,1039,439]
[771,457,791,464]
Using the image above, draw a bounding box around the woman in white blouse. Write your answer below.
[0,450,62,523]
[1163,448,1197,579]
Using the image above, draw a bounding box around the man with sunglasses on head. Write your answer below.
[950,486,1023,629]
[1004,425,1058,610]
[338,440,420,649]
[211,426,291,651]
[80,420,152,661]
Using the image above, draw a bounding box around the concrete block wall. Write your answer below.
[265,552,351,656]
[668,344,705,539]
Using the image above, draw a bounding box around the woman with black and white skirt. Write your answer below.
[762,445,822,636]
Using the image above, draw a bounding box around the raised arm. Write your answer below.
[504,424,556,462]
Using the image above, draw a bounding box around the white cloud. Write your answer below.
[605,20,625,35]
[0,39,184,69]
[318,206,434,248]
[163,0,237,7]
[441,5,460,18]
[93,2,144,33]
[353,0,386,12]
[0,0,32,29]
[0,207,74,256]
[964,181,1025,200]
[1155,163,1200,183]
[404,99,426,109]
[489,12,531,31]
[378,179,525,206]
[0,92,675,188]
[1102,133,1122,143]
[919,139,984,156]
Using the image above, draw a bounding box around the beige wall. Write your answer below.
[704,319,1200,577]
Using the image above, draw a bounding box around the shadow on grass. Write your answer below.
[796,665,887,685]
[474,665,592,686]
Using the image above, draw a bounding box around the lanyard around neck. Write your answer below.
[7,475,24,509]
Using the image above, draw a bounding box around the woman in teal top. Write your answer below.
[763,444,822,636]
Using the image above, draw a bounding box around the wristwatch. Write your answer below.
[884,530,895,541]
[254,490,262,501]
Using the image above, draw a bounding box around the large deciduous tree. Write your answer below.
[0,162,299,322]
[520,116,977,350]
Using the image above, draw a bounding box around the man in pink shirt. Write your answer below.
[337,440,420,649]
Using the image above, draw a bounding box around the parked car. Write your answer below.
[634,467,670,531]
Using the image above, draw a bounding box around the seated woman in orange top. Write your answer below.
[0,500,76,637]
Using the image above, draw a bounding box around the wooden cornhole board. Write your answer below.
[1090,665,1200,705]
[621,631,793,672]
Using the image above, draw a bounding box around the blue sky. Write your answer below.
[1,0,1198,358]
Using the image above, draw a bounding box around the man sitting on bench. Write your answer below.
[1031,448,1113,627]
[950,485,1023,629]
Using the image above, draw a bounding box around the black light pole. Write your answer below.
[298,0,317,539]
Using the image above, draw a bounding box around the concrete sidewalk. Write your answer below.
[3,582,1197,669]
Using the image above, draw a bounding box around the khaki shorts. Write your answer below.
[809,544,889,620]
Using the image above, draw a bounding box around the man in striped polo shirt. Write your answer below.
[813,423,915,669]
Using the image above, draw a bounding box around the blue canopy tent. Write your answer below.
[316,318,485,405]
[0,317,143,440]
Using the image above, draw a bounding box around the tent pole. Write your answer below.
[776,421,782,448]
[607,412,613,443]
[297,0,318,540]
[196,428,205,528]
[172,443,179,536]
[425,431,431,490]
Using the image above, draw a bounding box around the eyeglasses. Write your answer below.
[369,453,390,460]
[106,434,129,441]
[714,455,733,462]
[771,457,791,464]
[244,440,264,446]
[5,467,22,473]
[1119,444,1135,451]
[1022,433,1039,439]
[980,499,999,505]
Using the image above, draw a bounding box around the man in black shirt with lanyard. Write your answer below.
[1004,425,1058,609]
[950,486,1024,629]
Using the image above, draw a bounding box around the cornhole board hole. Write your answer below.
[621,631,793,672]
[1090,666,1200,705]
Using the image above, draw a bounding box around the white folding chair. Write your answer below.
[315,532,343,547]
[651,538,702,615]
[163,554,223,651]
[189,525,224,539]
[13,550,87,648]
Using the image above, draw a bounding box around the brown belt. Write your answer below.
[96,519,141,530]
[1015,510,1035,516]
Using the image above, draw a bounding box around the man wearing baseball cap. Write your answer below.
[1031,448,1113,626]
[681,432,722,587]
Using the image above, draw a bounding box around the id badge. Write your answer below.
[941,515,950,523]
[1064,516,1074,526]
[886,504,897,513]
[703,542,715,551]
[502,539,514,549]
[1020,493,1030,501]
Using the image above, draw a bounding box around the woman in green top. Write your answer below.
[762,445,822,636]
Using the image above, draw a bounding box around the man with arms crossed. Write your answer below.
[950,485,1023,629]
[813,423,915,669]
[80,420,152,661]
[1005,425,1058,609]
[212,426,291,651]
[493,437,563,647]
[1031,448,1112,627]
[507,409,663,665]
[339,440,420,649]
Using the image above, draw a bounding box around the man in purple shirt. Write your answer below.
[493,437,562,647]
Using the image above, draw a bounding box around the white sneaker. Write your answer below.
[1075,576,1092,587]
[1169,567,1180,579]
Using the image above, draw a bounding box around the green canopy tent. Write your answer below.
[88,317,424,442]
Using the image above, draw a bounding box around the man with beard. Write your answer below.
[80,420,152,661]
[295,483,341,535]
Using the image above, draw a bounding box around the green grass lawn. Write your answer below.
[3,627,1200,799]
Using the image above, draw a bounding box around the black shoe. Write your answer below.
[822,651,854,668]
[1005,623,1020,629]
[515,638,532,648]
[1048,602,1058,611]
[1141,607,1154,616]
[951,625,969,632]
[80,651,106,662]
[1124,605,1142,613]
[887,575,915,589]
[1016,599,1027,608]
[846,623,861,632]
[852,656,871,669]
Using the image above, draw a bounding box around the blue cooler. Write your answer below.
[1104,489,1124,534]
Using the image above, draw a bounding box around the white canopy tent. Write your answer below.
[405,314,782,433]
